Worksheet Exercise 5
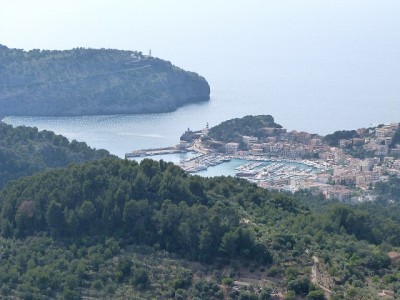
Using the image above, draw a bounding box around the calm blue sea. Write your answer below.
[4,1,400,160]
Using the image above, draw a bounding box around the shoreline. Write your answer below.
[0,98,210,119]
[0,100,209,120]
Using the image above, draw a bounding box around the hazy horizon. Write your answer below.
[2,0,400,136]
[3,1,400,71]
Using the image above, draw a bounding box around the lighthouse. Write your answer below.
[202,122,209,136]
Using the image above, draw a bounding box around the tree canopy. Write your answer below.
[1,124,400,299]
[0,123,110,188]
[208,115,282,143]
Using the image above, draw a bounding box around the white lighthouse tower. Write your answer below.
[202,122,209,136]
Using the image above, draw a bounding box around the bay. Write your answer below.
[4,1,400,159]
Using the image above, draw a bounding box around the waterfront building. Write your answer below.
[242,135,258,146]
[249,148,263,155]
[225,142,239,154]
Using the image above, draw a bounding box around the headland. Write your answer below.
[0,45,210,116]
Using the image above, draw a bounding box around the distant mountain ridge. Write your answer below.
[0,45,210,116]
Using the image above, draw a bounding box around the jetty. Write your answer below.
[125,146,186,158]
[180,154,230,173]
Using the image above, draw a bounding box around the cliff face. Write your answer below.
[0,45,210,116]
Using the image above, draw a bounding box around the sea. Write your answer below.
[4,1,400,174]
[4,57,400,160]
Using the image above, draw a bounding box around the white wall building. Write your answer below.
[225,142,239,154]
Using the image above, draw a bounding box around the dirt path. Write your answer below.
[220,285,229,300]
[311,256,334,299]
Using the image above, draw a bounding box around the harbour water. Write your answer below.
[130,153,244,177]
[129,153,316,178]
[194,158,314,179]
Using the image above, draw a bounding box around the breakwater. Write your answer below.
[125,147,186,158]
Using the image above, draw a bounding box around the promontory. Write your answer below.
[0,45,210,116]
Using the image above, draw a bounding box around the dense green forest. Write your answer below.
[1,124,400,299]
[0,123,110,188]
[208,115,282,143]
[1,156,400,298]
[0,45,210,116]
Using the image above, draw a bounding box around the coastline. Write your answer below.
[0,97,210,118]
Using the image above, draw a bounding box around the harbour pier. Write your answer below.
[180,154,231,173]
[125,146,187,158]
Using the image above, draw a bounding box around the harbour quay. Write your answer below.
[125,146,187,158]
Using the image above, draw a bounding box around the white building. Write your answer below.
[242,136,258,146]
[225,142,239,154]
[202,123,209,136]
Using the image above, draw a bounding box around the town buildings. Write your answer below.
[180,122,400,202]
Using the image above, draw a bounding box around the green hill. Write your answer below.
[0,45,210,116]
[208,115,282,143]
[0,123,110,188]
[1,124,400,299]
[1,156,400,298]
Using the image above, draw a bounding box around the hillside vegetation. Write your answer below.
[1,156,400,298]
[0,123,110,188]
[324,130,360,147]
[0,45,210,116]
[208,115,282,143]
[1,124,400,299]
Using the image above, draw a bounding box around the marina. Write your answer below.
[180,154,231,173]
[127,147,327,189]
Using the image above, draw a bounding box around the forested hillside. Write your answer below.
[0,123,110,188]
[1,157,400,299]
[0,45,210,116]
